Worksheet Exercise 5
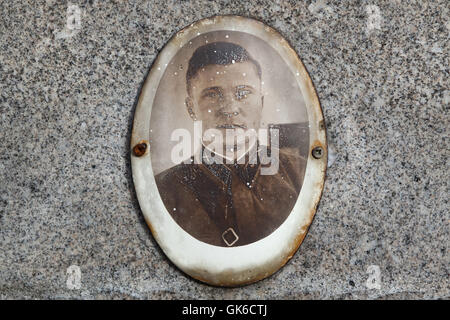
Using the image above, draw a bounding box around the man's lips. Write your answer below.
[216,124,248,129]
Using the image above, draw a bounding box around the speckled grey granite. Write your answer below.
[0,0,448,299]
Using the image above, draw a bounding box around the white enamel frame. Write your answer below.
[131,16,327,286]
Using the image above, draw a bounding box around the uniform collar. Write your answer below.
[199,143,261,188]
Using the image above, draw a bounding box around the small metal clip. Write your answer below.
[222,227,239,246]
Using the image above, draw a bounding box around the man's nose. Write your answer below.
[219,95,239,118]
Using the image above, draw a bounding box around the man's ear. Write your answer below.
[185,97,197,121]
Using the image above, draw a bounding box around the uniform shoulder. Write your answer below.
[155,163,187,187]
[155,162,202,189]
[154,163,200,208]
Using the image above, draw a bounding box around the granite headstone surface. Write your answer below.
[0,0,448,299]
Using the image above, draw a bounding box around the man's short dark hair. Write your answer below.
[186,42,262,95]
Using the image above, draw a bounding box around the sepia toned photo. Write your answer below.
[149,30,309,247]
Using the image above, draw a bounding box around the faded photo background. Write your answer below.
[149,30,308,174]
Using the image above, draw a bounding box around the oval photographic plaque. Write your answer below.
[131,16,327,286]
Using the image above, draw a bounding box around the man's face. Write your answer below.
[188,61,263,150]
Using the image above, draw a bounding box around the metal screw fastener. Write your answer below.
[312,146,324,159]
[133,142,148,157]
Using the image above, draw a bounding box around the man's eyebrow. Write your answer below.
[200,86,222,97]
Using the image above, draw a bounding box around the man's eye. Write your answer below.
[236,89,251,100]
[205,91,221,99]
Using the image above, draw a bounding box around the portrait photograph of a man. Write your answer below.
[149,31,309,247]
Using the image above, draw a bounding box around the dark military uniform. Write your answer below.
[155,147,306,247]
